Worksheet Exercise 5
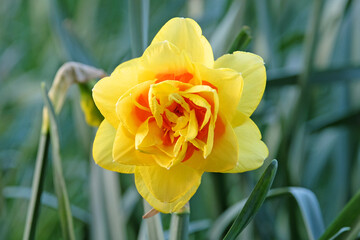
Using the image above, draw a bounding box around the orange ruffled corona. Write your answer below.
[92,17,268,213]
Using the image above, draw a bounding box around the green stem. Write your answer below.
[169,212,190,240]
[41,83,76,240]
[143,200,165,240]
[23,129,50,240]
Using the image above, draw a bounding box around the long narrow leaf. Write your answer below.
[41,83,75,240]
[319,190,360,240]
[128,0,149,57]
[223,159,278,240]
[50,0,95,65]
[209,186,324,240]
[227,26,252,53]
[3,186,90,224]
[210,0,247,58]
[23,130,50,240]
[309,109,360,132]
[267,66,360,87]
[102,171,127,240]
[268,187,325,239]
[89,161,108,240]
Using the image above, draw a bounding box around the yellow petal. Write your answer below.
[214,51,266,117]
[152,152,174,169]
[135,118,162,149]
[184,85,219,121]
[93,120,135,173]
[168,93,190,112]
[197,64,243,120]
[183,116,238,172]
[151,17,214,67]
[181,93,212,130]
[116,81,153,135]
[226,112,268,173]
[186,110,198,140]
[135,164,203,213]
[142,41,198,84]
[112,124,156,166]
[92,58,141,128]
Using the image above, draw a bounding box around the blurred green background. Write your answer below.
[1,0,360,239]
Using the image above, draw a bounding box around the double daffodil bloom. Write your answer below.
[92,17,268,213]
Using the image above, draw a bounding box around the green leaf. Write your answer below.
[128,0,149,57]
[23,128,50,240]
[102,171,127,240]
[309,109,360,132]
[227,26,252,53]
[210,0,247,58]
[89,160,108,240]
[41,83,76,240]
[122,186,141,223]
[50,0,95,65]
[278,32,305,52]
[267,66,360,88]
[268,187,325,240]
[209,186,324,240]
[319,189,360,240]
[3,186,90,224]
[223,159,278,240]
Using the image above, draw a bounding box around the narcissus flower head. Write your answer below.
[92,17,268,213]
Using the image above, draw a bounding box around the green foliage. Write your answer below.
[41,84,76,240]
[1,0,360,239]
[223,160,278,240]
[227,26,252,53]
[319,189,360,240]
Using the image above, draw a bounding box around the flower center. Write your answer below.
[132,72,224,165]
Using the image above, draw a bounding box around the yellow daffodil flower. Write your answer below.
[92,17,268,213]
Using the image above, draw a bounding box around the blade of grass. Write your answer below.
[122,186,140,223]
[3,186,90,223]
[309,109,360,132]
[226,26,252,53]
[210,0,247,58]
[209,186,324,240]
[128,0,149,57]
[50,0,95,65]
[22,128,50,240]
[223,159,278,240]
[254,0,275,65]
[279,1,325,236]
[102,171,127,240]
[319,190,360,240]
[41,83,75,240]
[269,187,325,239]
[89,161,108,240]
[22,62,103,240]
[267,66,360,88]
